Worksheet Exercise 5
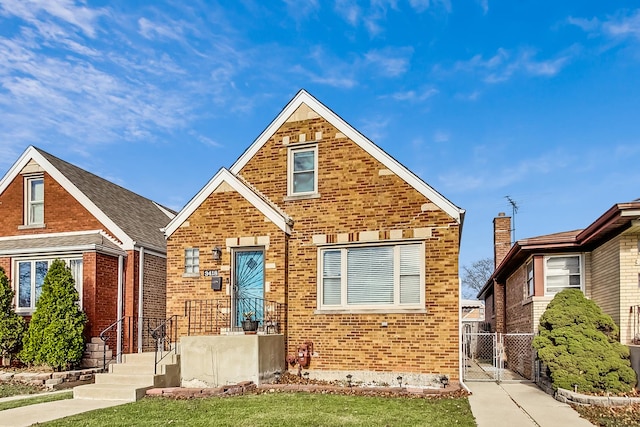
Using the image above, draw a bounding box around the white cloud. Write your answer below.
[569,9,640,41]
[433,130,450,143]
[390,87,438,102]
[364,47,413,77]
[452,47,571,83]
[478,0,488,15]
[334,0,361,26]
[0,0,103,37]
[409,0,451,13]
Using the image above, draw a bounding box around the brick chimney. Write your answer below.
[493,212,512,269]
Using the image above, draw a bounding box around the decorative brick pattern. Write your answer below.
[167,106,462,380]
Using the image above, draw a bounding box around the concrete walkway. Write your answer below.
[0,395,127,427]
[468,382,594,426]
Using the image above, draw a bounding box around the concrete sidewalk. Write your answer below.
[0,397,127,427]
[468,382,593,427]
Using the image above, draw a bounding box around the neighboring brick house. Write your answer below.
[478,202,640,377]
[164,90,465,385]
[0,146,174,363]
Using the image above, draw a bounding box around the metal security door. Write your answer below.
[233,249,265,327]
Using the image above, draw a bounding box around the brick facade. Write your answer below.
[0,152,168,356]
[167,98,463,382]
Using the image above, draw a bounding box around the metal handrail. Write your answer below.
[151,315,178,374]
[99,317,124,372]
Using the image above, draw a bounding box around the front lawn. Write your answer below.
[0,382,43,398]
[43,392,475,426]
[0,391,72,411]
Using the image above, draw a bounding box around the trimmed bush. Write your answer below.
[20,259,87,371]
[533,289,636,393]
[0,266,25,360]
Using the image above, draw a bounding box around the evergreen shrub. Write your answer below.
[20,259,87,371]
[533,289,636,393]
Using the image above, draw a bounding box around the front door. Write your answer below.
[233,249,265,327]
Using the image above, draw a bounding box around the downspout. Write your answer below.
[459,277,471,393]
[137,247,145,353]
[116,255,124,363]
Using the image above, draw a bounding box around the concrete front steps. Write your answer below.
[73,352,180,402]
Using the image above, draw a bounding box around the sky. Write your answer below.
[1,0,639,285]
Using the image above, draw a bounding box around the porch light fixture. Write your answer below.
[212,246,222,261]
[440,375,449,388]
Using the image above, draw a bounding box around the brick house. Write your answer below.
[0,146,174,364]
[478,202,640,378]
[164,90,465,385]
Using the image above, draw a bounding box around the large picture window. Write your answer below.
[288,145,317,196]
[319,243,424,310]
[544,255,582,296]
[15,257,83,312]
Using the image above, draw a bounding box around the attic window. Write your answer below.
[288,145,318,197]
[25,176,44,225]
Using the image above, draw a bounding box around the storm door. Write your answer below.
[232,249,265,328]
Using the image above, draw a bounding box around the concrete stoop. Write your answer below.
[73,352,180,402]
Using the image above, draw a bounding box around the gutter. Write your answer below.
[116,254,124,363]
[137,246,145,353]
[458,277,471,393]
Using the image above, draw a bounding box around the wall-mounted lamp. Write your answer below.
[212,246,222,261]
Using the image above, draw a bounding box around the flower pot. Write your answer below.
[242,320,259,334]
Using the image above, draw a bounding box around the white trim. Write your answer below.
[153,202,176,219]
[0,229,111,241]
[164,168,292,238]
[24,175,44,226]
[287,144,318,197]
[542,254,584,297]
[0,244,126,257]
[229,90,464,224]
[13,255,84,314]
[0,147,134,248]
[316,241,425,311]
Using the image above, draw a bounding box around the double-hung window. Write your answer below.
[185,248,200,275]
[544,255,582,296]
[15,257,83,312]
[526,260,534,297]
[26,176,44,225]
[288,145,317,196]
[319,243,424,310]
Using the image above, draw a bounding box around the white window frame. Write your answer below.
[184,248,200,275]
[526,260,534,297]
[287,144,318,197]
[317,241,425,311]
[24,175,44,225]
[13,255,83,313]
[543,254,583,297]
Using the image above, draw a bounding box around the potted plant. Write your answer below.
[242,311,259,334]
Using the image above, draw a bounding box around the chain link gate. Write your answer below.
[462,331,534,383]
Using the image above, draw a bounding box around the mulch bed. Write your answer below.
[573,403,640,426]
[148,372,468,400]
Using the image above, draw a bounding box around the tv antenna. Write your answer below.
[505,196,518,243]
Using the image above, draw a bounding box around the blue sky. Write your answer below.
[1,0,639,273]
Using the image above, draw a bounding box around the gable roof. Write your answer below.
[230,89,465,224]
[0,146,175,252]
[477,201,640,299]
[164,168,293,238]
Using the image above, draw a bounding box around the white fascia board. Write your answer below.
[164,168,291,238]
[0,229,105,241]
[0,147,134,248]
[229,90,464,224]
[0,244,126,257]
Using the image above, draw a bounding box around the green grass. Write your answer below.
[0,391,73,411]
[42,393,475,426]
[0,382,43,398]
